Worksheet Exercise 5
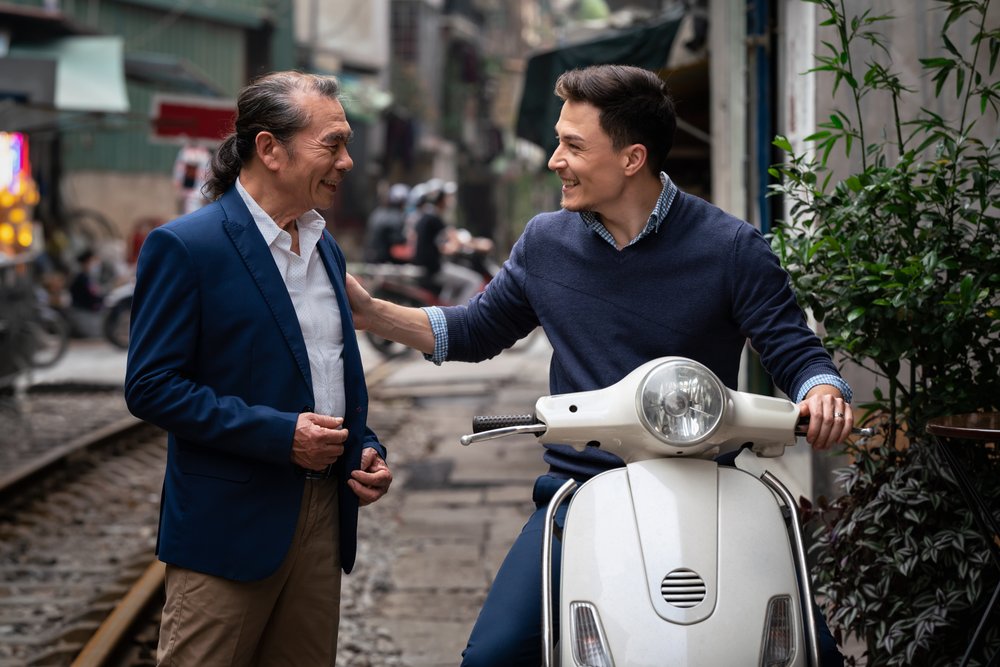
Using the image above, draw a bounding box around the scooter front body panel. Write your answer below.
[558,459,806,666]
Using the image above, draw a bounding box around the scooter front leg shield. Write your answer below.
[558,460,806,666]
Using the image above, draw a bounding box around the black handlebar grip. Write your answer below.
[472,414,537,433]
[796,416,875,438]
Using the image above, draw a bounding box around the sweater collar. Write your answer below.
[580,172,679,249]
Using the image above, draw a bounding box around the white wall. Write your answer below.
[294,0,390,72]
[61,170,175,238]
[708,0,748,221]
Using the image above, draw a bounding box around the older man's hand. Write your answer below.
[349,447,393,505]
[291,413,347,470]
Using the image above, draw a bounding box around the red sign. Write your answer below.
[151,94,236,144]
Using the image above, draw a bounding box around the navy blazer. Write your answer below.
[125,186,384,580]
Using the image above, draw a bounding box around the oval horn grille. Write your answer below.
[661,568,706,608]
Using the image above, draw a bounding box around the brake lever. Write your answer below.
[460,424,547,446]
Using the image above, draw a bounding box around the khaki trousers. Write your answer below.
[157,480,341,666]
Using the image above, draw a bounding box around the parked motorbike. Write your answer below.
[460,356,872,666]
[28,286,70,369]
[102,281,134,350]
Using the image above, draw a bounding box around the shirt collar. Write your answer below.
[235,177,327,256]
[580,171,679,248]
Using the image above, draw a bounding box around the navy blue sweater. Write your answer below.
[441,191,841,479]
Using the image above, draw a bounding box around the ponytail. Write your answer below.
[204,134,243,201]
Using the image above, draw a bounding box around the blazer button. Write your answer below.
[356,406,362,412]
[302,405,313,412]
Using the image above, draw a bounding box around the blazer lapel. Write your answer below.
[218,188,313,391]
[317,234,364,408]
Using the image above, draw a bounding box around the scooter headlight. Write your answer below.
[637,359,725,446]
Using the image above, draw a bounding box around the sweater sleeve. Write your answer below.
[729,223,847,401]
[440,219,541,362]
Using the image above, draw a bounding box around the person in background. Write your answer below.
[363,182,410,264]
[172,142,212,215]
[125,71,392,666]
[67,248,104,337]
[411,178,487,305]
[347,64,851,666]
[69,249,102,311]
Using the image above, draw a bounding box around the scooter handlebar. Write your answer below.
[460,415,547,446]
[795,417,876,438]
[472,414,537,432]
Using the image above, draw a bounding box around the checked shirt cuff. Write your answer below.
[796,374,853,404]
[422,306,448,365]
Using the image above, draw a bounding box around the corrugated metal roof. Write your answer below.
[112,0,269,29]
[125,52,226,97]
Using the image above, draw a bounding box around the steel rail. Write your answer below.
[0,414,143,500]
[70,561,166,667]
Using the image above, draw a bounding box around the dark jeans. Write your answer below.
[460,473,845,667]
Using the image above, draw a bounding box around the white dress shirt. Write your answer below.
[236,178,345,418]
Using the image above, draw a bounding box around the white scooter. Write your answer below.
[460,356,870,667]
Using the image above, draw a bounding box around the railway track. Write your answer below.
[0,412,165,667]
[0,358,404,667]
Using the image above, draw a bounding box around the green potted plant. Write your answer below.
[768,0,1000,664]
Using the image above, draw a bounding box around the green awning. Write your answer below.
[515,8,685,158]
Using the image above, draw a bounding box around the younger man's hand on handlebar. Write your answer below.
[797,385,853,451]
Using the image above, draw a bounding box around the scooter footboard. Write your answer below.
[551,460,810,667]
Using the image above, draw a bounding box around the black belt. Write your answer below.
[304,464,334,480]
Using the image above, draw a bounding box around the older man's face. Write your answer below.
[279,92,354,212]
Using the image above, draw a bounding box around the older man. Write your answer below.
[125,71,392,666]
